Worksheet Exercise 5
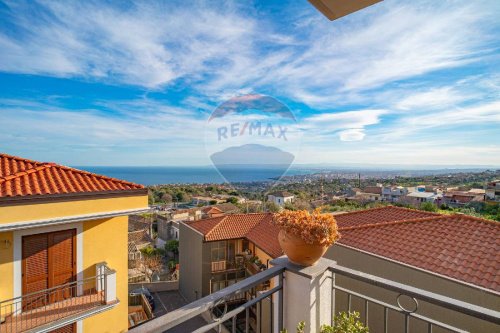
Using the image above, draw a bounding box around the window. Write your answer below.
[242,240,250,252]
[211,241,226,261]
[227,240,236,262]
[211,280,225,292]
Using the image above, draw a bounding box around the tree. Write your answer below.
[165,240,179,254]
[137,254,163,282]
[209,200,218,205]
[175,191,191,203]
[161,193,173,203]
[265,202,281,212]
[226,197,239,204]
[420,201,438,212]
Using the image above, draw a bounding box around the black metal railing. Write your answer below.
[129,265,284,333]
[129,260,500,333]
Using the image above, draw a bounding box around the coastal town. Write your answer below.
[1,153,499,332]
[1,0,500,333]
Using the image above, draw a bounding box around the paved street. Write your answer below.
[152,291,214,333]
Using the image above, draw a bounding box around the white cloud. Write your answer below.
[0,1,271,89]
[338,129,366,141]
[1,0,497,104]
[0,1,499,166]
[300,109,386,142]
[395,87,470,111]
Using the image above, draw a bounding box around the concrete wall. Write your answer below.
[129,280,178,293]
[179,222,204,302]
[325,244,500,333]
[201,242,212,297]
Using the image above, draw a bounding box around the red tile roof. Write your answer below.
[128,229,153,247]
[334,206,439,228]
[187,206,500,291]
[337,211,500,292]
[202,206,224,214]
[0,153,144,199]
[186,213,283,258]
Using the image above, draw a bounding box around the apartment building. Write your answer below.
[177,206,499,332]
[179,213,281,302]
[0,153,148,333]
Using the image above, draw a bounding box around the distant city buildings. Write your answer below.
[179,213,281,302]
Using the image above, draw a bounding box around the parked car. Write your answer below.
[130,286,155,311]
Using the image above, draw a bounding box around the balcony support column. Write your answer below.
[271,256,335,333]
[104,269,117,304]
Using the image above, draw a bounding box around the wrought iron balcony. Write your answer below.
[129,256,500,333]
[0,262,118,333]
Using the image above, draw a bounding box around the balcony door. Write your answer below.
[22,229,77,308]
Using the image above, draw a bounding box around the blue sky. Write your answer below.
[0,0,499,167]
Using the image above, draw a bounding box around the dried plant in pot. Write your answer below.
[273,209,340,266]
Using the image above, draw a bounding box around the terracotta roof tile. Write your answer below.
[128,229,153,246]
[187,206,499,292]
[0,153,144,198]
[334,206,439,228]
[338,213,500,292]
[186,213,282,258]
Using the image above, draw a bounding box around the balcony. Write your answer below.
[130,257,500,333]
[211,259,246,273]
[128,293,154,328]
[0,262,118,333]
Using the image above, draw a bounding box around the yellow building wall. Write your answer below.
[82,216,129,333]
[0,231,13,305]
[0,193,147,331]
[254,246,273,267]
[0,195,147,224]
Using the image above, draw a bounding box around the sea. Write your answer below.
[76,166,313,186]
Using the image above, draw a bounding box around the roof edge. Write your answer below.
[338,213,499,231]
[0,188,148,206]
[0,153,145,188]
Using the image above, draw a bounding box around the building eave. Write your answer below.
[0,188,148,206]
[0,207,150,232]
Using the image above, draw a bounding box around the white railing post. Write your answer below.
[104,269,117,304]
[95,262,106,292]
[271,256,335,333]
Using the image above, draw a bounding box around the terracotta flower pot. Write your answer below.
[278,229,328,266]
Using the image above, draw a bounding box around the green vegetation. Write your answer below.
[165,240,179,254]
[420,201,438,212]
[439,202,500,221]
[148,184,242,205]
[226,196,239,204]
[167,259,178,271]
[281,312,369,333]
[265,201,281,212]
[140,245,165,257]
